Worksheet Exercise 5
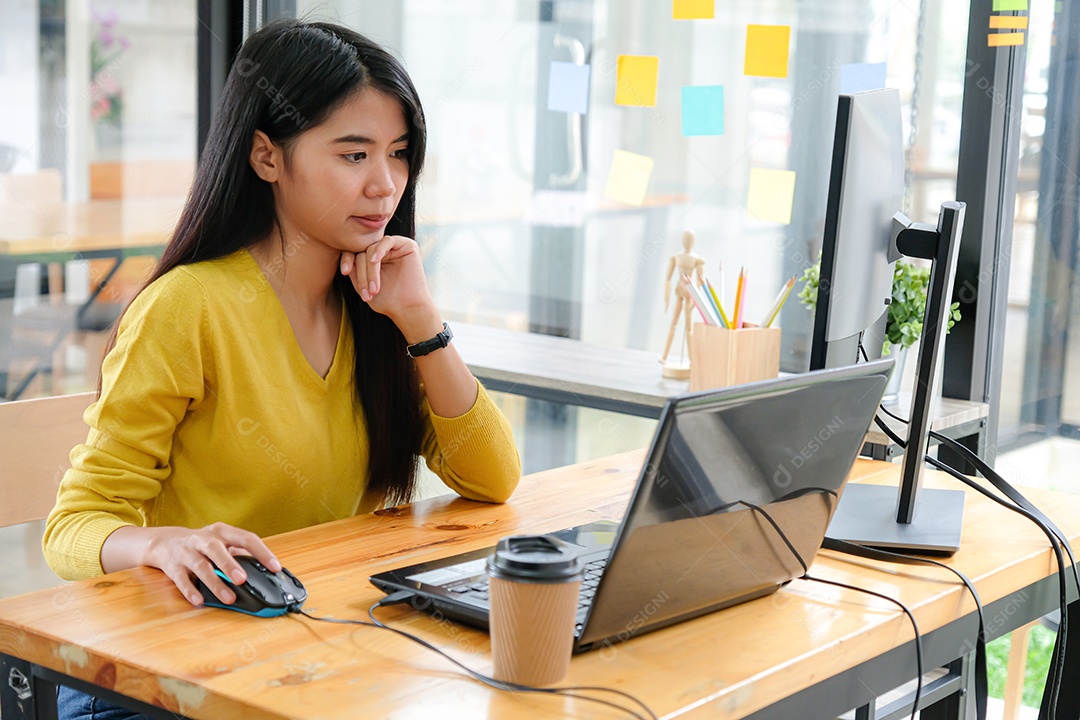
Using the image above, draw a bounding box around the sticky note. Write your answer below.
[615,55,659,107]
[673,0,714,19]
[747,168,796,224]
[988,32,1025,46]
[525,190,588,227]
[681,86,724,136]
[993,0,1027,9]
[547,61,591,114]
[989,15,1029,28]
[839,62,888,94]
[744,25,790,78]
[604,150,654,206]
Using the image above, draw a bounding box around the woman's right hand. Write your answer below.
[101,523,281,607]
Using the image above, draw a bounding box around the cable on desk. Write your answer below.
[865,379,1074,720]
[822,537,987,720]
[801,573,923,720]
[925,455,1071,720]
[291,598,658,720]
[737,501,923,720]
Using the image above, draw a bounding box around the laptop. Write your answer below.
[370,359,893,654]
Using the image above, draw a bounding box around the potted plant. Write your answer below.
[797,257,961,400]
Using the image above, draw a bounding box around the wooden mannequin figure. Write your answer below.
[661,229,706,378]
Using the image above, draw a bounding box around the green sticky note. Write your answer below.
[747,168,797,224]
[744,25,791,78]
[615,55,659,107]
[681,86,724,136]
[673,0,714,19]
[604,150,654,206]
[993,0,1028,9]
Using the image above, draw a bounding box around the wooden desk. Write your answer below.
[0,197,182,257]
[0,453,1077,719]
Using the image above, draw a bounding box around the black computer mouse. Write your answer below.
[193,555,307,617]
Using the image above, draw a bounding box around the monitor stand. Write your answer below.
[827,484,965,555]
[826,201,967,556]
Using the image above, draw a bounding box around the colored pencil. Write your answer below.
[682,274,718,326]
[761,277,796,328]
[704,278,732,329]
[732,267,747,329]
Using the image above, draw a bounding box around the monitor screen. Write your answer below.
[810,88,905,370]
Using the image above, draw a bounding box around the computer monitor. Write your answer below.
[809,89,903,371]
[811,88,968,555]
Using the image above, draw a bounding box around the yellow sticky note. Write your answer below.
[604,150,654,206]
[988,32,1025,46]
[747,168,796,224]
[989,15,1029,29]
[673,0,714,19]
[744,25,791,78]
[615,55,659,107]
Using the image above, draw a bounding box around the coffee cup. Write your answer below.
[486,534,584,686]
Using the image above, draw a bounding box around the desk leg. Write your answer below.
[1039,601,1080,719]
[0,654,58,720]
[920,655,973,720]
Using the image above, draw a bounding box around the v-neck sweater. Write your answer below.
[43,250,521,580]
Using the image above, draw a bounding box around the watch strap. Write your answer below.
[406,322,453,358]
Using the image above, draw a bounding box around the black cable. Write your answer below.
[924,456,1069,720]
[740,501,922,720]
[803,573,923,720]
[928,430,1080,594]
[867,405,1068,719]
[291,601,658,720]
[823,537,988,720]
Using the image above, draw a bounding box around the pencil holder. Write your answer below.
[688,323,781,391]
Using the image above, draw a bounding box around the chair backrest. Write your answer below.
[0,392,94,528]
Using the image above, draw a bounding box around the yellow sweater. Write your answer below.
[43,250,521,580]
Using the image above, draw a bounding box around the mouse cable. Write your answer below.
[290,599,658,720]
[740,499,923,720]
[821,537,987,720]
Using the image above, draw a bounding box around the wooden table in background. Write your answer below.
[0,453,1077,719]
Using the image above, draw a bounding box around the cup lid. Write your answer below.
[486,535,583,582]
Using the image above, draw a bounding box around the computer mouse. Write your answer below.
[193,555,307,617]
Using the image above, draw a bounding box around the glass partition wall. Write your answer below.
[0,0,194,400]
[295,0,970,468]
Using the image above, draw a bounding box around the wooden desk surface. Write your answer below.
[0,454,1075,719]
[0,198,184,255]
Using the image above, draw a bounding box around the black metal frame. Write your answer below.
[943,0,1028,464]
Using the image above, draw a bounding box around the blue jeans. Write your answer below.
[57,685,150,720]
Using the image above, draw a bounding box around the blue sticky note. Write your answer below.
[547,61,591,114]
[839,62,888,94]
[681,86,724,136]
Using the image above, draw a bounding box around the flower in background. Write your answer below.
[89,7,128,125]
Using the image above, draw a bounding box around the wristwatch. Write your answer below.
[406,322,453,358]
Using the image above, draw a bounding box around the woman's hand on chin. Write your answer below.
[340,236,443,340]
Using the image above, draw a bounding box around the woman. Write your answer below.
[44,19,520,718]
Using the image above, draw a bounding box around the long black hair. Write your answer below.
[102,19,428,507]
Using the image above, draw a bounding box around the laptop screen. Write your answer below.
[577,361,891,650]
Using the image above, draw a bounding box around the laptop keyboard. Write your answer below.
[447,555,610,612]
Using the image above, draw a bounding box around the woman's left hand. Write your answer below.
[340,236,441,336]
